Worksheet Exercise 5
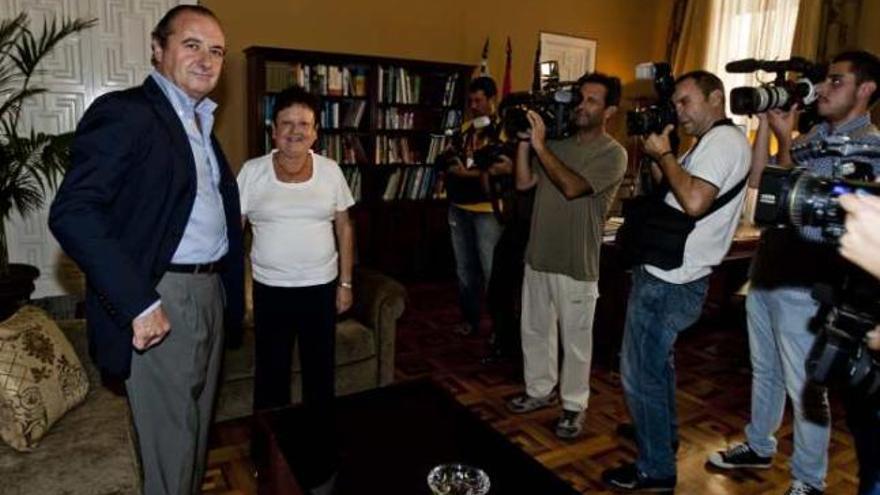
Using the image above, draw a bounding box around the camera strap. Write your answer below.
[655,118,746,219]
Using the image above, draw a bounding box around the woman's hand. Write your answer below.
[336,285,353,314]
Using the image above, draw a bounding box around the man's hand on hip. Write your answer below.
[132,305,171,350]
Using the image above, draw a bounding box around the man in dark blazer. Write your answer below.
[49,5,243,494]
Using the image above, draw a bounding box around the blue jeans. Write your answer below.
[621,266,708,480]
[744,287,829,490]
[448,205,503,330]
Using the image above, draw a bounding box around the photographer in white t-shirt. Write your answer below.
[603,70,750,493]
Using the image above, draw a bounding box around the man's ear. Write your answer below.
[150,39,163,67]
[709,88,724,108]
[858,80,877,105]
[604,105,618,120]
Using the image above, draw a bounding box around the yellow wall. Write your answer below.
[203,0,673,168]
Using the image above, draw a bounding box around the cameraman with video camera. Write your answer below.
[438,76,511,338]
[505,72,626,440]
[602,71,751,493]
[709,51,880,495]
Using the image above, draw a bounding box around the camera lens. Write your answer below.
[730,85,791,115]
[788,174,880,239]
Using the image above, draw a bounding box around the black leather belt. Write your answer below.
[167,260,225,274]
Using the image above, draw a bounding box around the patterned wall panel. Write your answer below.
[1,0,193,298]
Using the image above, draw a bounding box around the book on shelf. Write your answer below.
[341,166,362,202]
[320,100,367,129]
[381,166,438,201]
[374,135,420,164]
[320,134,368,165]
[378,66,423,104]
[425,133,453,165]
[442,72,459,106]
[442,109,462,130]
[377,107,415,130]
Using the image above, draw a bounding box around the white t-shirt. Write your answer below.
[645,125,751,284]
[238,150,355,287]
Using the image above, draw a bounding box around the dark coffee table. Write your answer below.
[252,379,578,494]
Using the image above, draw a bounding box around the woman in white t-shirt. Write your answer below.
[237,85,355,443]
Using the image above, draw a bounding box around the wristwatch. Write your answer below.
[339,281,353,289]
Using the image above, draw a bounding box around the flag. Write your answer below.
[502,37,512,96]
[479,37,489,76]
[531,38,541,92]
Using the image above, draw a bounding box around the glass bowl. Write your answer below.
[427,463,491,495]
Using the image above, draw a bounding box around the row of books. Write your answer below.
[425,134,454,165]
[320,100,368,129]
[382,166,439,201]
[375,108,461,131]
[320,134,368,165]
[341,166,363,202]
[377,66,421,104]
[442,109,462,130]
[376,107,416,130]
[266,61,369,96]
[441,72,460,106]
[374,135,420,164]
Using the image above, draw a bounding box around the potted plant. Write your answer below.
[0,13,95,319]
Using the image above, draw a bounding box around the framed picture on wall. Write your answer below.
[539,32,597,82]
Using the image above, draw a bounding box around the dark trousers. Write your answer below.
[252,279,337,487]
[487,191,533,357]
[845,391,880,495]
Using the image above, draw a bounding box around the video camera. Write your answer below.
[753,136,880,240]
[498,82,582,141]
[726,57,826,117]
[626,62,677,136]
[753,137,880,396]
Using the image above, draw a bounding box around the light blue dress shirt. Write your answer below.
[150,70,228,263]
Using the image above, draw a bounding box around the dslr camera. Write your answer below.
[498,82,582,141]
[626,62,677,136]
[753,137,880,396]
[433,116,511,172]
[726,57,825,116]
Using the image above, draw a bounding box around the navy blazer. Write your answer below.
[49,77,244,379]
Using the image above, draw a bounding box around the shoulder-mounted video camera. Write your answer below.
[754,135,880,240]
[726,57,827,132]
[497,81,582,141]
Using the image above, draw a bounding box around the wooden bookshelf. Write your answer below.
[245,46,474,280]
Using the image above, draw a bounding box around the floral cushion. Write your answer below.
[0,306,89,451]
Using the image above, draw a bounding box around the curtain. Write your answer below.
[704,0,802,127]
[670,0,714,74]
[791,0,824,60]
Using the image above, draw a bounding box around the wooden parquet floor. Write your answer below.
[204,280,860,494]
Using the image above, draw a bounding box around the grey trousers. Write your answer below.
[125,272,225,495]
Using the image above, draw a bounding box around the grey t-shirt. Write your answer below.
[526,134,627,281]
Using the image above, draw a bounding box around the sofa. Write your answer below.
[0,267,406,494]
[215,267,407,421]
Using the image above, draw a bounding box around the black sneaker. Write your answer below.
[707,442,772,469]
[555,410,585,439]
[784,481,823,495]
[601,463,675,493]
